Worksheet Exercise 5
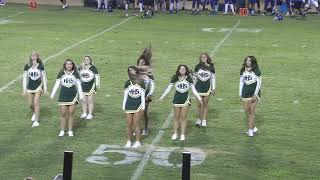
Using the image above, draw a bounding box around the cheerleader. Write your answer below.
[50,59,83,137]
[136,46,154,136]
[239,56,262,137]
[194,53,215,127]
[79,56,100,120]
[159,65,202,141]
[22,51,48,127]
[123,66,146,148]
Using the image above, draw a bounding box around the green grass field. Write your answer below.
[0,3,320,180]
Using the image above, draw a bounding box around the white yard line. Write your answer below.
[7,11,24,18]
[130,19,241,180]
[0,17,134,93]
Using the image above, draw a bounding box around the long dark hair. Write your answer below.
[199,53,214,64]
[63,59,77,71]
[84,55,93,65]
[128,66,144,85]
[197,53,214,70]
[172,64,190,80]
[79,56,93,70]
[241,56,259,71]
[29,51,43,66]
[136,45,152,67]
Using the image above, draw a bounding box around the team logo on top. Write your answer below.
[175,80,190,93]
[196,69,211,82]
[28,68,41,81]
[128,85,141,98]
[80,69,94,82]
[243,71,257,85]
[61,74,76,88]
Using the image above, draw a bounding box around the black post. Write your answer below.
[182,152,191,180]
[63,151,73,180]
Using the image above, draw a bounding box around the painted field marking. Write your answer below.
[0,12,24,25]
[202,27,262,33]
[86,144,206,167]
[0,16,134,93]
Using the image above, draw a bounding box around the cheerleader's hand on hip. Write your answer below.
[211,89,216,96]
[22,91,27,97]
[251,96,258,103]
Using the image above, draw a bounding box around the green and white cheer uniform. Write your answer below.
[160,75,201,107]
[23,63,47,93]
[50,70,83,106]
[194,63,216,96]
[79,64,100,96]
[122,80,146,113]
[239,67,262,101]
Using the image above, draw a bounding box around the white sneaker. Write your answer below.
[124,140,132,148]
[180,134,185,141]
[68,131,74,137]
[195,119,202,126]
[253,127,258,133]
[171,133,178,140]
[58,130,65,137]
[31,113,36,122]
[248,129,254,137]
[132,141,141,148]
[32,121,39,127]
[80,113,87,119]
[201,120,207,127]
[85,114,93,120]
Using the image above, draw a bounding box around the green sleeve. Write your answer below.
[24,64,29,71]
[124,80,130,89]
[92,65,99,74]
[240,68,245,76]
[170,75,178,84]
[210,64,215,73]
[254,68,261,77]
[194,64,200,72]
[73,70,80,79]
[57,70,64,79]
[140,81,146,90]
[187,75,194,84]
[38,63,45,71]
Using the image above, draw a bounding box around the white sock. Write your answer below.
[97,0,101,8]
[176,2,179,10]
[125,3,129,11]
[104,0,108,9]
[170,3,174,11]
[225,4,228,13]
[215,5,218,11]
[139,3,143,11]
[229,4,235,13]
